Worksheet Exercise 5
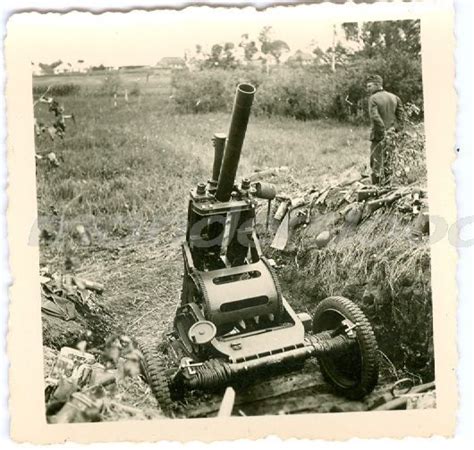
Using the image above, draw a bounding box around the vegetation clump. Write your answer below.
[279,211,433,381]
[33,83,81,97]
[171,20,423,123]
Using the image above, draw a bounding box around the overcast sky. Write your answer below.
[23,6,345,66]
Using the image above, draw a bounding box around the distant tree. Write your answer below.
[223,42,237,68]
[312,46,329,66]
[311,43,349,71]
[201,42,238,69]
[268,40,290,64]
[342,20,421,58]
[239,34,259,62]
[209,43,224,67]
[341,22,359,42]
[325,42,351,68]
[39,60,63,74]
[258,26,290,65]
[49,60,62,69]
[91,64,107,72]
[258,26,272,49]
[286,49,314,68]
[333,20,423,120]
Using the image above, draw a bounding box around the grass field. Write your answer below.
[34,67,174,96]
[34,78,369,254]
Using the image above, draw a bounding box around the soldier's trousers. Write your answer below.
[370,139,387,185]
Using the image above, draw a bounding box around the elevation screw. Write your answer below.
[241,178,251,190]
[197,182,206,195]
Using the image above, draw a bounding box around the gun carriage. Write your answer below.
[139,83,379,415]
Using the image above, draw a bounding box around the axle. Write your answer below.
[178,332,356,390]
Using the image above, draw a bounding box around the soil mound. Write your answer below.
[257,170,432,381]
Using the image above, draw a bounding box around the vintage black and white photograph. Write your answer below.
[5,1,458,442]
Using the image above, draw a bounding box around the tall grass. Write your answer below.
[34,86,369,271]
[278,210,433,381]
[35,91,368,246]
[33,83,81,97]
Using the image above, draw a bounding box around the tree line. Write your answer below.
[175,20,423,122]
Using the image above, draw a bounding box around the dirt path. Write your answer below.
[74,230,184,344]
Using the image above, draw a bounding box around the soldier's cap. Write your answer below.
[367,74,383,85]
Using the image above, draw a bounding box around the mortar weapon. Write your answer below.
[137,83,380,416]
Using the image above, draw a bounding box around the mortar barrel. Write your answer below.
[211,133,227,183]
[215,83,256,202]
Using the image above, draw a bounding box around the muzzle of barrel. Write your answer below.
[215,83,256,202]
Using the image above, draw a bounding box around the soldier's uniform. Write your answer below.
[368,87,405,184]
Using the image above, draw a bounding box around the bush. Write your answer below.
[253,68,337,120]
[33,83,81,97]
[171,69,230,113]
[229,66,267,90]
[385,104,426,185]
[331,53,424,122]
[170,57,423,123]
[171,67,338,119]
[171,67,267,114]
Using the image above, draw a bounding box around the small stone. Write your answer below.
[344,203,363,225]
[315,230,331,248]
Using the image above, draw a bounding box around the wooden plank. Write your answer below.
[241,390,367,416]
[236,372,327,405]
[217,387,236,417]
[186,370,328,418]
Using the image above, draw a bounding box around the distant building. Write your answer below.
[157,57,186,69]
[287,50,314,67]
[32,59,90,76]
[52,61,74,74]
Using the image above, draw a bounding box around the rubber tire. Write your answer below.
[313,296,379,400]
[138,340,173,416]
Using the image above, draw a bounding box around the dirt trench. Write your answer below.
[42,222,407,418]
[40,161,433,417]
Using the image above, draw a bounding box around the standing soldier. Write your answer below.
[366,74,405,185]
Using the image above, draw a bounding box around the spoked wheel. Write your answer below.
[313,296,379,400]
[138,340,173,416]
